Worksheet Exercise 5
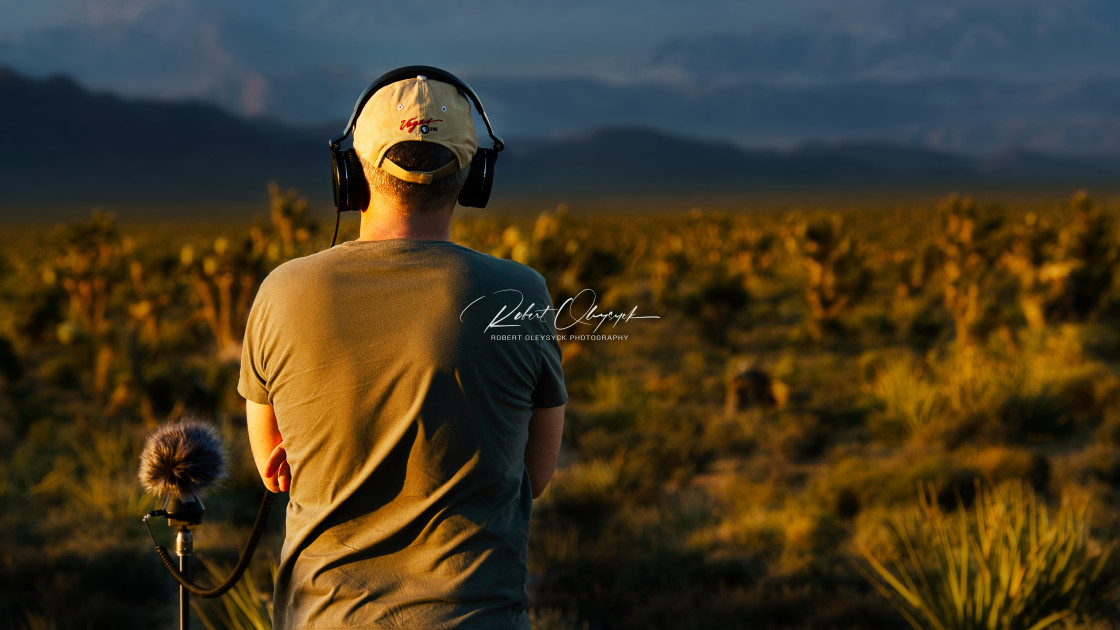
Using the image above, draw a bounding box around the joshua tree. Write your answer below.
[797,214,870,340]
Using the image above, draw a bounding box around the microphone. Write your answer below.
[139,417,228,500]
[138,417,275,602]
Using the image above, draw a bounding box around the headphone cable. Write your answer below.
[331,210,341,247]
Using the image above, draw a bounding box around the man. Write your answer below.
[238,71,566,629]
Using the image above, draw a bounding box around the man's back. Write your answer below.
[239,239,566,629]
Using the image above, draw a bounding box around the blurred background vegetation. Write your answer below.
[2,186,1120,628]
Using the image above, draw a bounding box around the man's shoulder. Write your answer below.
[454,250,554,303]
[452,245,546,283]
[257,247,340,295]
[258,241,549,295]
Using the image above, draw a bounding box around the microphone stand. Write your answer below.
[177,525,192,630]
[143,492,275,630]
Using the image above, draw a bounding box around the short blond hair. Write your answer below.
[362,141,470,211]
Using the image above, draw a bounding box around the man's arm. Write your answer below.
[525,404,565,499]
[246,399,291,493]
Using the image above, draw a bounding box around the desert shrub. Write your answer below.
[32,427,149,523]
[1095,408,1120,447]
[861,481,1117,630]
[634,408,729,490]
[529,607,589,630]
[679,268,750,344]
[1058,619,1120,630]
[778,505,848,563]
[869,356,946,444]
[993,366,1071,442]
[1,531,171,629]
[825,452,978,510]
[0,334,22,383]
[728,507,787,565]
[896,336,1114,449]
[192,558,275,630]
[37,353,81,390]
[538,458,622,518]
[964,446,1051,491]
[530,497,724,630]
[1075,444,1120,487]
[760,411,827,461]
[530,522,584,575]
[577,372,645,433]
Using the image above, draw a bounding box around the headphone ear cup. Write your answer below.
[458,148,497,208]
[331,148,369,212]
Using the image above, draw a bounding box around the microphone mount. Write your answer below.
[142,491,275,630]
[144,495,206,527]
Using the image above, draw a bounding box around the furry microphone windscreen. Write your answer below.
[138,418,228,499]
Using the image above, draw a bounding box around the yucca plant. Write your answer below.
[872,357,946,441]
[860,482,1116,630]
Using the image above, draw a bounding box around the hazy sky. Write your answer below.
[6,0,1116,93]
[0,0,864,121]
[3,0,1120,152]
[0,0,801,87]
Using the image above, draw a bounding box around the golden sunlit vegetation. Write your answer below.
[2,187,1120,628]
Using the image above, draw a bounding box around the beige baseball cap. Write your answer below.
[352,75,478,184]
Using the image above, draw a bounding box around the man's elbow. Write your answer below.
[530,472,553,500]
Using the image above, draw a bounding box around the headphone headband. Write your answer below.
[328,65,503,219]
[329,65,504,153]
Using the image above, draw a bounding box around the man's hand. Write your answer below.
[246,398,291,493]
[263,442,291,493]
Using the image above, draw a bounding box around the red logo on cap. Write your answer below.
[401,117,443,133]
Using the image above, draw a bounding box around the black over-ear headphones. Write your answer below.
[329,65,505,212]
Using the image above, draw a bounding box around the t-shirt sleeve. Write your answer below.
[238,286,272,406]
[531,284,567,408]
[532,333,567,408]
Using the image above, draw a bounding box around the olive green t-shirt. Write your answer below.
[238,239,566,629]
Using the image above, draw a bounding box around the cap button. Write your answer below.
[416,75,427,81]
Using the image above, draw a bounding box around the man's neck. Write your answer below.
[357,200,453,242]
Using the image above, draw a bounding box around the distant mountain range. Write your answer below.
[155,70,1120,156]
[0,66,323,210]
[1,66,1118,220]
[472,75,1120,156]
